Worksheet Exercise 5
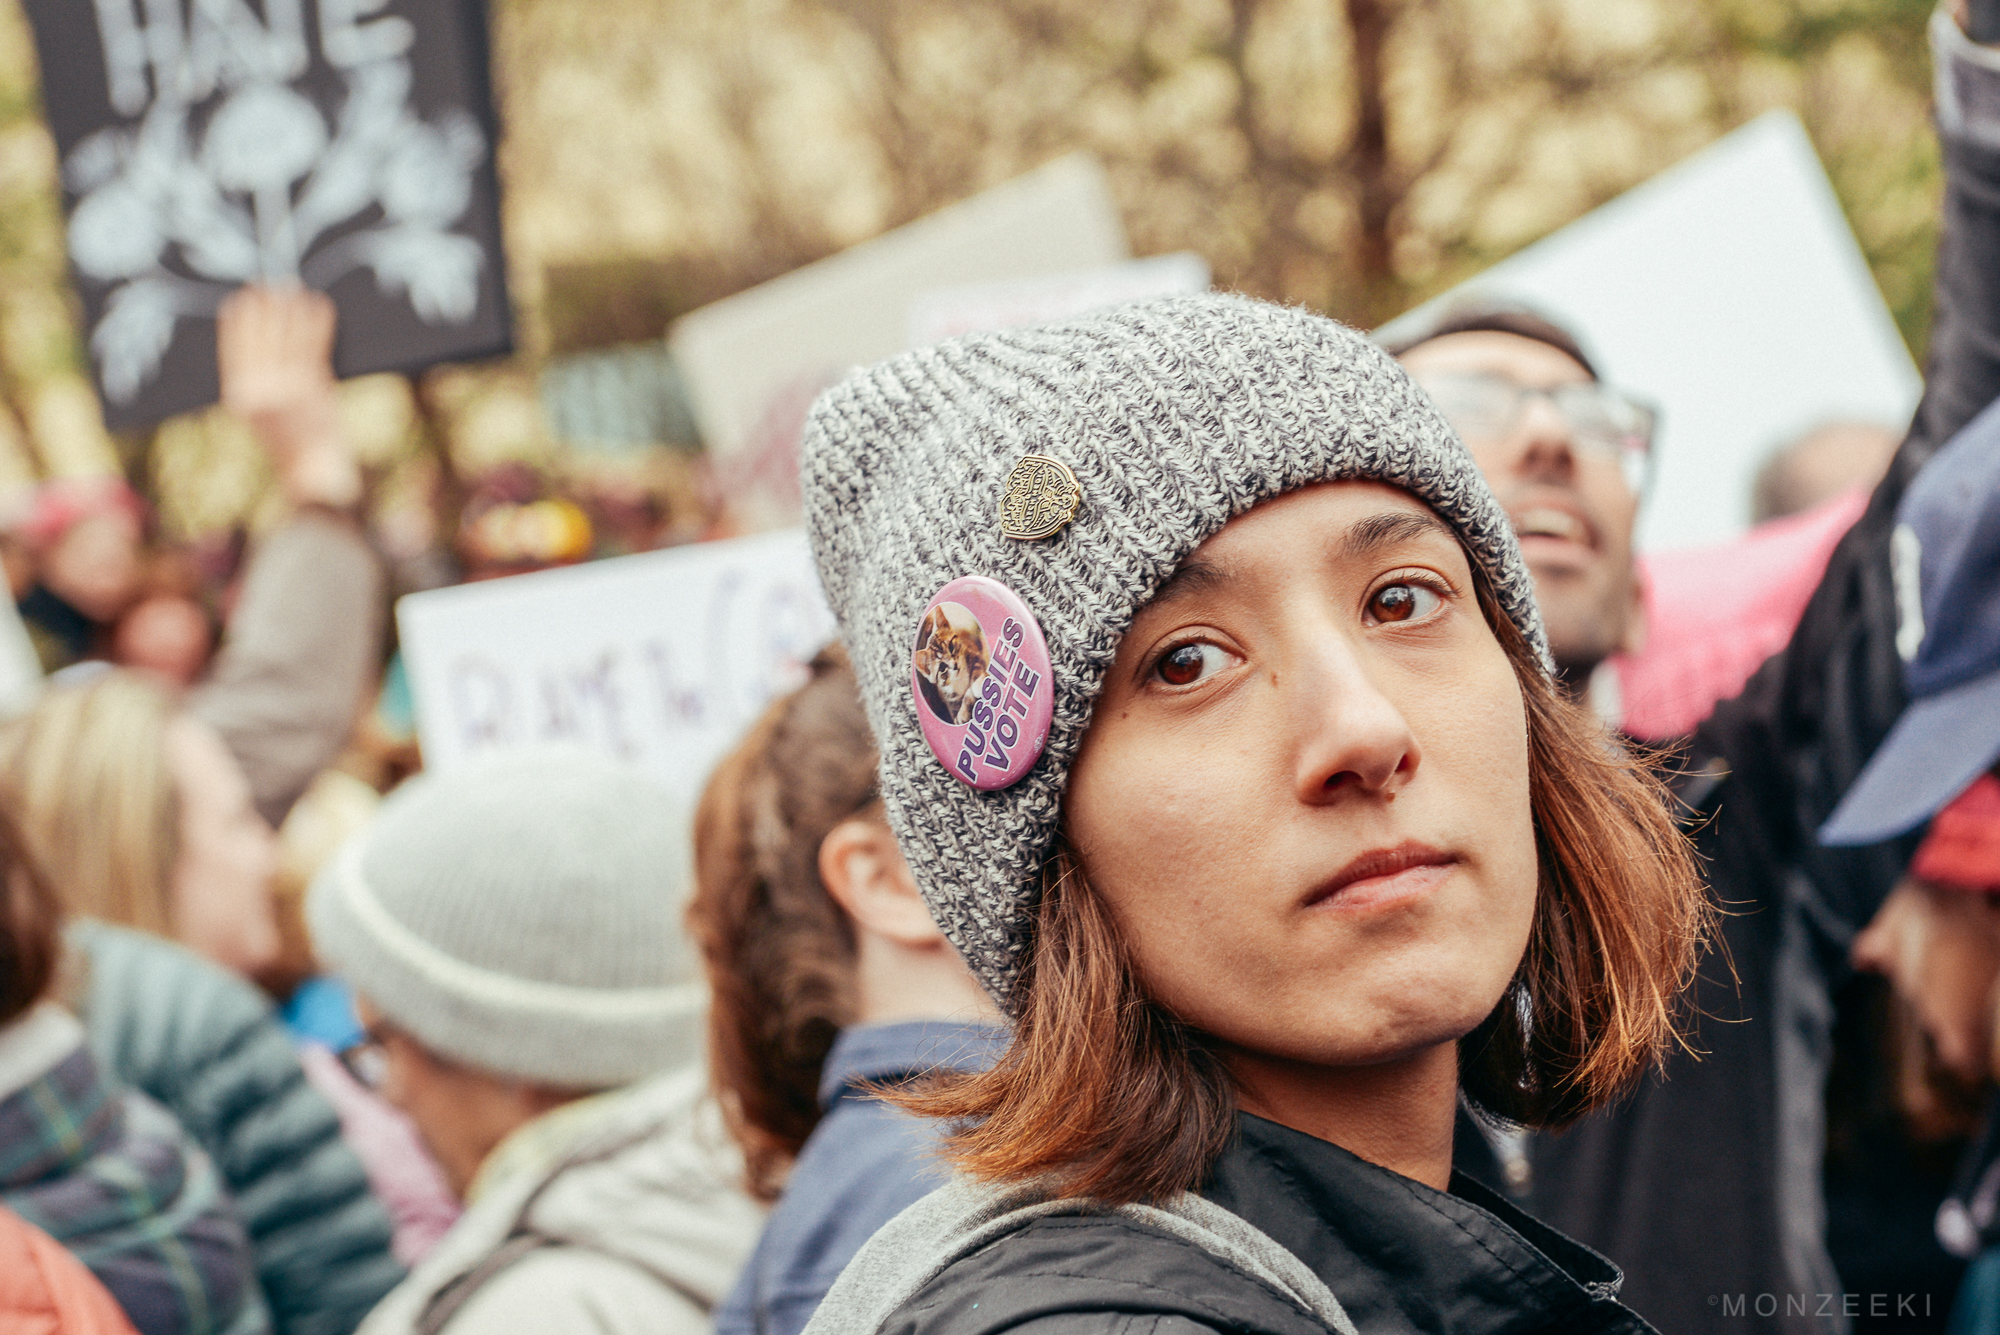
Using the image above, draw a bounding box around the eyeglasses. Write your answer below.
[1410,370,1657,494]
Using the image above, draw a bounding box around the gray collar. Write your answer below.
[797,1174,1357,1335]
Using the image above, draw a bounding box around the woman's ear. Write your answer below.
[819,817,944,949]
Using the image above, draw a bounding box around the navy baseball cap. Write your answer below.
[1822,398,2000,847]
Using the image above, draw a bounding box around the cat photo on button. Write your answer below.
[914,602,990,725]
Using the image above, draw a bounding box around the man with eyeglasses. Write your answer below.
[1385,12,2000,1326]
[1394,309,1655,709]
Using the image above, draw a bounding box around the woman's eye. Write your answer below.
[1152,641,1231,688]
[1368,581,1443,625]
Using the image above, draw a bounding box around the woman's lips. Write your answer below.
[1304,842,1460,913]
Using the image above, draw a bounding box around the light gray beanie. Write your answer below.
[306,747,704,1088]
[802,292,1548,1010]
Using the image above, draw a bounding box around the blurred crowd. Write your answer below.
[12,6,2000,1335]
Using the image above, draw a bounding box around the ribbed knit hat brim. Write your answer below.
[802,293,1547,1010]
[307,747,705,1088]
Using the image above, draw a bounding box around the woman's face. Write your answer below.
[165,715,282,977]
[1065,481,1539,1071]
[1852,878,2000,1085]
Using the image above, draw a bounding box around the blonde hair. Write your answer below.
[0,672,180,935]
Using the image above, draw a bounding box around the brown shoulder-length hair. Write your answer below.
[897,567,1712,1205]
[687,644,880,1200]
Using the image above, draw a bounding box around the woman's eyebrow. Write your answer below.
[1149,556,1232,610]
[1338,511,1455,563]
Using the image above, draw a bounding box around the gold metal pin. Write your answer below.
[999,454,1082,541]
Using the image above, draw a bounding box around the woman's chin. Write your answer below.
[1223,998,1506,1071]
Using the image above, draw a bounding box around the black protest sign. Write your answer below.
[24,0,512,428]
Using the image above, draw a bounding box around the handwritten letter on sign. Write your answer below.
[397,530,837,805]
[25,0,512,427]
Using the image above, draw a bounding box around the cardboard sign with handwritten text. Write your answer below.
[396,530,835,805]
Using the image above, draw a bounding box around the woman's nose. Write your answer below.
[1289,636,1421,805]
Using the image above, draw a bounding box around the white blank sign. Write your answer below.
[907,252,1211,346]
[670,154,1127,459]
[397,529,835,805]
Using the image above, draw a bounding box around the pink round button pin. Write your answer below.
[911,576,1055,790]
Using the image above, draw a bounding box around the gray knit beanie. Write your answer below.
[803,292,1549,1010]
[307,747,704,1088]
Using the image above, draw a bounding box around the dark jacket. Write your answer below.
[1928,1095,2000,1334]
[803,1114,1652,1335]
[1458,24,2000,1335]
[1949,1255,1999,1335]
[68,922,404,1335]
[716,1021,1008,1335]
[0,1005,268,1335]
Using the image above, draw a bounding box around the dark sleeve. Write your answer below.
[77,925,404,1335]
[189,510,386,828]
[1689,12,2000,934]
[1918,12,2000,452]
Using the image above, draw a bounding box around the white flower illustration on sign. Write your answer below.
[66,24,488,405]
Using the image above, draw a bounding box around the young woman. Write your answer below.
[792,293,1708,1335]
[688,644,1006,1335]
